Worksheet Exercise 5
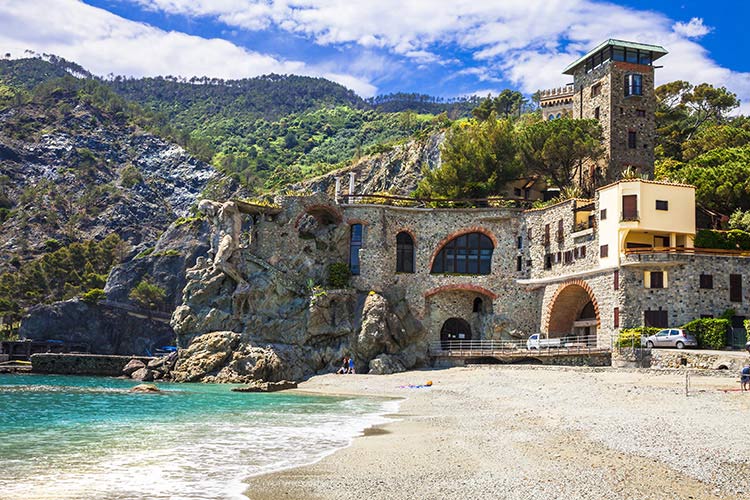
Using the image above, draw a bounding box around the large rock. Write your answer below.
[369,354,407,375]
[231,380,298,392]
[130,367,155,382]
[123,358,146,375]
[170,331,241,382]
[19,300,175,356]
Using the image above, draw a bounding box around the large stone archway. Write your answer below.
[545,280,600,341]
[440,317,472,349]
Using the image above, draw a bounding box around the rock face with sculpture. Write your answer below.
[169,193,429,383]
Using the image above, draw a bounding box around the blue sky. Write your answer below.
[0,0,748,112]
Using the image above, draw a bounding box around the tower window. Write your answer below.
[636,109,646,117]
[628,131,637,149]
[699,274,713,289]
[594,107,600,120]
[591,83,602,97]
[625,74,643,96]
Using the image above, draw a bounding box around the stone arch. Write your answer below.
[440,317,472,348]
[428,227,498,271]
[544,279,601,337]
[424,284,498,301]
[294,204,342,229]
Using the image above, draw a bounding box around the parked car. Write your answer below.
[643,328,698,349]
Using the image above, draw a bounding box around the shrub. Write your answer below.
[81,288,106,304]
[129,278,166,310]
[616,327,659,347]
[694,229,750,250]
[327,262,351,289]
[681,318,729,349]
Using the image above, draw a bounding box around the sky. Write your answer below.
[0,0,748,113]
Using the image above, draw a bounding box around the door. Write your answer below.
[440,318,472,349]
[654,329,670,346]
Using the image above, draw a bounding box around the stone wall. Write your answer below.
[341,204,539,338]
[31,353,153,376]
[649,349,750,371]
[524,199,599,281]
[620,253,750,328]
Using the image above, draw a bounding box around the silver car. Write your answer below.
[643,328,698,349]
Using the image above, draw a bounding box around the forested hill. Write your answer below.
[0,57,472,193]
[108,74,367,123]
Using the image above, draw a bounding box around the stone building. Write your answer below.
[539,39,667,186]
[171,39,749,379]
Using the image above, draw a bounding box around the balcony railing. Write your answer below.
[624,246,750,257]
[620,211,640,222]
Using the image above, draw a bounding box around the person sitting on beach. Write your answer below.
[741,365,750,391]
[348,357,355,374]
[336,357,349,375]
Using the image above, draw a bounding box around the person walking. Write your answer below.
[741,365,750,391]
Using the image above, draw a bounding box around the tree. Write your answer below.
[414,114,521,199]
[517,118,603,189]
[655,81,741,160]
[472,90,526,120]
[129,278,166,310]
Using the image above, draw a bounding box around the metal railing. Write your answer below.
[624,246,750,257]
[429,334,605,356]
[339,193,534,209]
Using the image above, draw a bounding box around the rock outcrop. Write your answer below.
[19,299,174,355]
[295,131,444,197]
[170,194,428,382]
[231,380,298,392]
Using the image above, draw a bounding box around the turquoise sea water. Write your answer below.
[0,374,397,500]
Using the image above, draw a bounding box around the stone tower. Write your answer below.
[540,39,668,188]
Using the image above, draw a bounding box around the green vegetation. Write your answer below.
[616,327,659,347]
[81,288,106,304]
[129,278,167,310]
[327,262,351,289]
[694,229,750,250]
[0,234,126,318]
[653,81,749,216]
[416,115,603,198]
[415,115,521,199]
[681,318,730,349]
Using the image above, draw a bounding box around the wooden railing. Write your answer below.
[624,246,750,257]
[339,193,534,209]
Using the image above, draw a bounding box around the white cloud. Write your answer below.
[118,0,749,112]
[0,0,747,111]
[0,0,377,96]
[673,17,713,39]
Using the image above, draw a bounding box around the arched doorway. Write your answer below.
[546,282,600,344]
[441,318,472,349]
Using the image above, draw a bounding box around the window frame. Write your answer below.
[349,223,363,275]
[655,200,668,211]
[430,232,494,275]
[395,231,415,273]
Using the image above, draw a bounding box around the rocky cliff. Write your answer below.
[295,131,444,197]
[167,195,429,383]
[0,89,218,271]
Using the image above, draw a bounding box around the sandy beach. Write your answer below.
[245,365,750,500]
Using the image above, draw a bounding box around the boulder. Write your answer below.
[369,354,407,375]
[129,383,161,393]
[231,380,298,392]
[170,331,240,382]
[123,358,146,375]
[130,367,155,382]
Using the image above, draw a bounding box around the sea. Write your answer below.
[0,373,398,500]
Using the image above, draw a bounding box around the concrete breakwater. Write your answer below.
[31,353,154,376]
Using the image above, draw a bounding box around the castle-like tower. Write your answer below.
[540,39,668,186]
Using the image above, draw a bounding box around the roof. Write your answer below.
[563,39,668,75]
[595,179,695,192]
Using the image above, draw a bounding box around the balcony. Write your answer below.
[620,211,640,222]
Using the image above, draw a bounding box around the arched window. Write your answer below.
[431,232,494,275]
[396,232,414,273]
[473,297,483,313]
[349,224,363,275]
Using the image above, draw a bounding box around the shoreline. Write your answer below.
[244,366,749,500]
